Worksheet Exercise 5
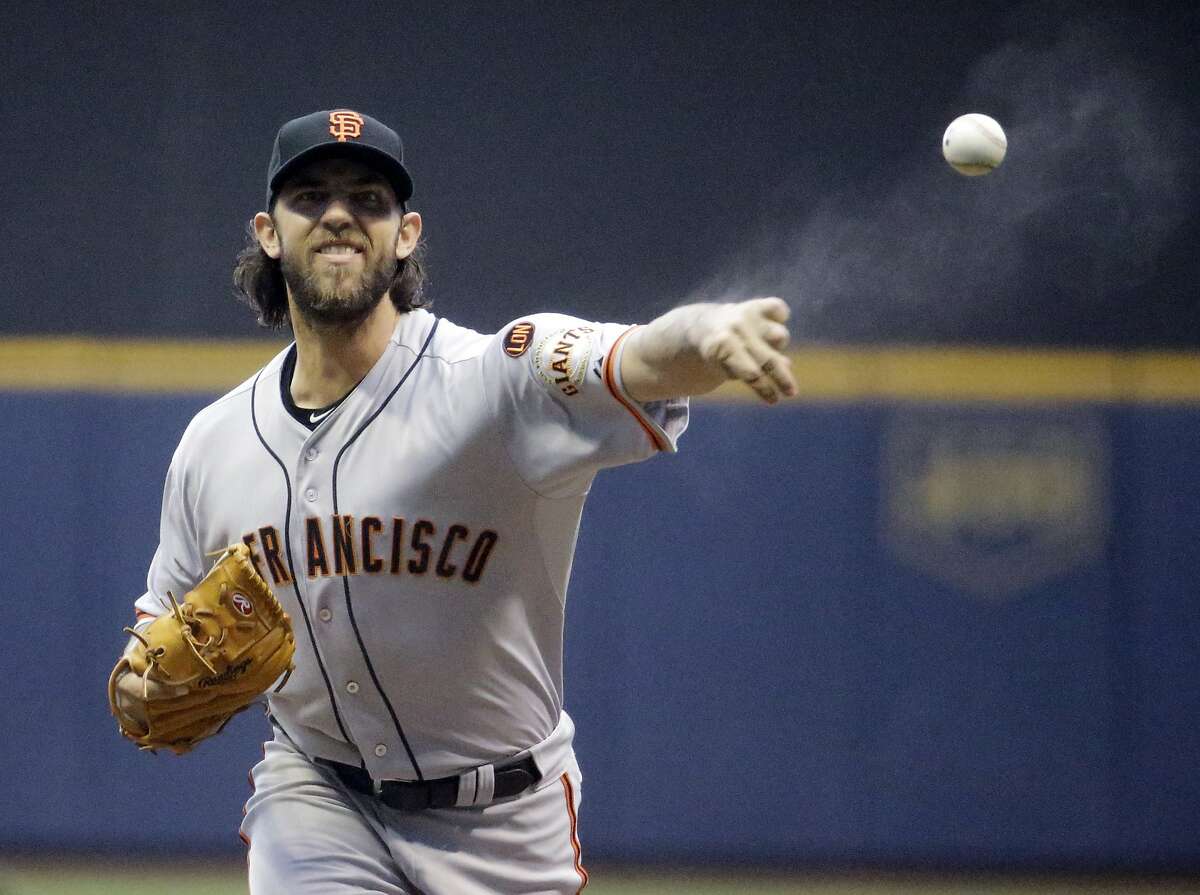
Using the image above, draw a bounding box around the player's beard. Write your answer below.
[280,243,397,329]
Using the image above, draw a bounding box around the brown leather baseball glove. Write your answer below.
[107,543,295,754]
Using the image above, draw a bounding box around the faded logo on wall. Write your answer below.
[880,408,1110,598]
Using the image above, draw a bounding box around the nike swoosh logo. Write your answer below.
[309,408,335,424]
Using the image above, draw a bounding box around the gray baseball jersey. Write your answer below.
[133,307,688,782]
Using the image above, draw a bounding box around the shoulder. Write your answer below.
[406,310,602,367]
[405,309,489,365]
[453,312,609,364]
[499,312,604,342]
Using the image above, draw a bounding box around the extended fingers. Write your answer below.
[739,300,796,402]
[700,298,797,404]
[714,341,795,404]
[743,340,797,402]
[716,346,779,403]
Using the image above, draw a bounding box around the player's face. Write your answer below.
[268,158,408,326]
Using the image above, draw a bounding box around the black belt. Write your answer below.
[317,754,541,811]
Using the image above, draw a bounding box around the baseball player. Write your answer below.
[109,109,796,894]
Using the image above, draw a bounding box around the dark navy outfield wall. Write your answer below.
[1,392,1197,869]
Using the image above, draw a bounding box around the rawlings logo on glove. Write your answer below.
[107,544,295,754]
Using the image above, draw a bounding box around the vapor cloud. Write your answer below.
[697,20,1196,344]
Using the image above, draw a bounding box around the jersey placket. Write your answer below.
[291,427,411,776]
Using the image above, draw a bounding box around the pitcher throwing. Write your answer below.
[108,108,796,894]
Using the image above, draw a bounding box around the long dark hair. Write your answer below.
[232,224,428,328]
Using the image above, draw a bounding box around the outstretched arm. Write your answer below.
[619,297,797,404]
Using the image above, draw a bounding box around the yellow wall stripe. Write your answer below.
[1,336,1198,403]
[0,337,286,394]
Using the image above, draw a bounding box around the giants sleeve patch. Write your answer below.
[503,322,536,357]
[533,325,595,397]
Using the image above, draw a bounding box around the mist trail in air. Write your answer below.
[693,20,1196,343]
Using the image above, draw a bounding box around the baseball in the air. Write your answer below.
[942,113,1007,176]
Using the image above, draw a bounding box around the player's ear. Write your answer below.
[253,212,282,260]
[395,211,422,261]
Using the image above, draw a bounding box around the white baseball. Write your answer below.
[942,113,1007,176]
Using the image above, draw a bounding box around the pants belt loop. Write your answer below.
[454,769,473,808]
[455,763,495,807]
[475,763,496,806]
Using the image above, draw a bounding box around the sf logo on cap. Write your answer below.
[329,110,365,142]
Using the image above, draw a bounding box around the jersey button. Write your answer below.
[305,488,317,502]
[305,448,319,461]
[374,744,388,757]
[345,681,360,694]
[318,608,332,622]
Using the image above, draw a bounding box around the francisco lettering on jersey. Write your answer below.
[533,325,594,397]
[239,517,499,586]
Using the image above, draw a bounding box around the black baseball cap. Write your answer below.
[266,109,414,210]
